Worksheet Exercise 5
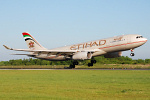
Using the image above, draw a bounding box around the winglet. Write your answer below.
[3,45,13,50]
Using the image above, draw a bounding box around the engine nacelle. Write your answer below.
[104,52,122,58]
[72,52,92,60]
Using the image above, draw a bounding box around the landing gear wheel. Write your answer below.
[91,60,96,64]
[73,61,78,65]
[130,49,135,57]
[88,63,93,67]
[88,59,96,67]
[130,53,135,56]
[69,64,75,69]
[67,61,78,69]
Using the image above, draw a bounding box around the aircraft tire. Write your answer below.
[73,61,78,65]
[91,60,96,64]
[88,63,93,67]
[130,53,135,56]
[70,65,75,69]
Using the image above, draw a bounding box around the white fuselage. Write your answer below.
[34,34,147,60]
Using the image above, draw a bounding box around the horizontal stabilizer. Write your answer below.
[3,45,30,51]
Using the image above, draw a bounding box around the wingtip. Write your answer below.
[3,45,12,50]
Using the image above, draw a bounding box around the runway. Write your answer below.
[0,68,150,70]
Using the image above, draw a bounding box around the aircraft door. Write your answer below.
[124,35,131,49]
[127,35,131,43]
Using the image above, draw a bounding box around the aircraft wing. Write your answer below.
[3,45,76,52]
[11,53,38,57]
[3,45,101,56]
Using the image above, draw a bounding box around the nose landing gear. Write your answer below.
[130,49,135,56]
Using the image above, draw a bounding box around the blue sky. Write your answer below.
[0,0,150,61]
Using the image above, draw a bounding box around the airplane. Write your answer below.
[3,32,147,68]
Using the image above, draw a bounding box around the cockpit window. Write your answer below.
[136,36,143,39]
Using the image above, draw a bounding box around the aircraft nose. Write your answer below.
[144,38,148,42]
[139,38,148,46]
[141,38,148,44]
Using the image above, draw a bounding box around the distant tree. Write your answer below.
[145,59,150,64]
[0,56,150,66]
[136,59,145,64]
[0,61,6,66]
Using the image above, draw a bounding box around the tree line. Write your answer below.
[0,56,150,66]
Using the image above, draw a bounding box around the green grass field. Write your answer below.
[0,70,149,100]
[0,64,150,69]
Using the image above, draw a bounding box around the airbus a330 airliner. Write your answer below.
[3,32,147,68]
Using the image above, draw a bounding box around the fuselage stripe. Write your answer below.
[99,40,147,49]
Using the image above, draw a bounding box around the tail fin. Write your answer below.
[22,32,47,50]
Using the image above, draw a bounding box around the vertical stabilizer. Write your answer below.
[22,32,47,50]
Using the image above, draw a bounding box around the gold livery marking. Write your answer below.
[70,40,106,50]
[114,37,123,41]
[29,41,34,48]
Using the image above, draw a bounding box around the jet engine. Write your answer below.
[104,52,122,58]
[72,52,92,60]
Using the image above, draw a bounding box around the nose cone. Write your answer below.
[143,38,148,43]
[140,38,148,45]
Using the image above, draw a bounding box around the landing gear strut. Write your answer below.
[130,49,135,56]
[88,59,96,67]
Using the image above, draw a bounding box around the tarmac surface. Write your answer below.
[0,68,149,70]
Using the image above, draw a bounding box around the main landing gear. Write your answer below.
[71,61,78,68]
[130,49,135,56]
[88,59,96,67]
[64,59,97,69]
[65,61,78,69]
